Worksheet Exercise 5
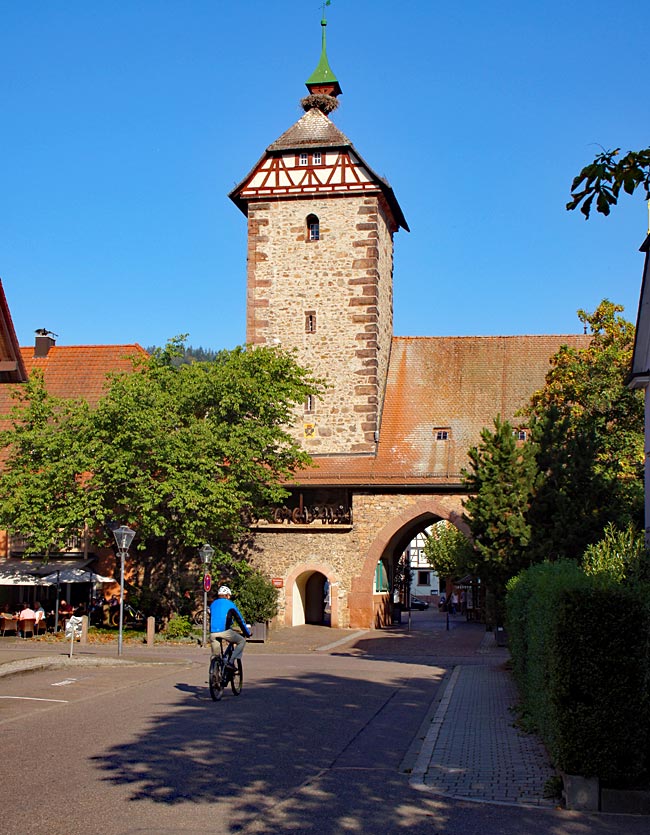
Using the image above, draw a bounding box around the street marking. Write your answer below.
[0,696,69,703]
[316,630,367,651]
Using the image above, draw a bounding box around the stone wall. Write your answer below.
[247,490,466,629]
[246,194,394,454]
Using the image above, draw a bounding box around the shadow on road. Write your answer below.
[89,660,645,835]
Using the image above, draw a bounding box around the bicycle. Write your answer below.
[209,638,243,701]
[110,602,145,629]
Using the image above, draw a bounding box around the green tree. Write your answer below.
[462,415,538,621]
[524,301,644,560]
[567,147,650,218]
[423,521,474,582]
[0,338,321,617]
[0,372,93,554]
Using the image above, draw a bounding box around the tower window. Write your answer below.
[299,152,309,166]
[434,428,450,441]
[306,214,320,241]
[513,429,528,441]
[313,151,322,165]
[305,310,316,333]
[305,394,315,413]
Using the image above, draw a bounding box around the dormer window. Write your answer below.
[306,214,320,241]
[434,428,450,441]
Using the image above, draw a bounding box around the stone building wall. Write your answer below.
[245,194,394,454]
[247,490,466,628]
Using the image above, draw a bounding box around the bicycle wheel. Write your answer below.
[209,656,224,701]
[230,658,243,695]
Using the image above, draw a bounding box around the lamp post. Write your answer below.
[199,543,214,647]
[112,525,135,657]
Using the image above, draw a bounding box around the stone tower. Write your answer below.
[229,15,408,455]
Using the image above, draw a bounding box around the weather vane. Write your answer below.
[320,0,331,19]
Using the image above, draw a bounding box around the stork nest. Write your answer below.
[301,93,340,115]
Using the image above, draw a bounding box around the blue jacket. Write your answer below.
[209,597,251,637]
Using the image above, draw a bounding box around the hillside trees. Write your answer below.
[0,339,321,616]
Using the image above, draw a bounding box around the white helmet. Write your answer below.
[217,585,232,597]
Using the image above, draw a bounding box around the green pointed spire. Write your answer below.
[305,11,342,97]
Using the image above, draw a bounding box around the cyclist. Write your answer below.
[209,585,251,666]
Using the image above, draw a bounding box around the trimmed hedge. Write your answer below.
[507,561,650,783]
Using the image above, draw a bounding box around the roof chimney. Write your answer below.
[34,328,57,358]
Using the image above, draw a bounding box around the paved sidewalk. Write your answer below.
[410,637,556,807]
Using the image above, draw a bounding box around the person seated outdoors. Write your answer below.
[33,601,46,630]
[58,599,73,615]
[209,585,251,667]
[18,602,36,637]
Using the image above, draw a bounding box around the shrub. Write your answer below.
[164,614,194,639]
[231,568,279,624]
[507,561,650,783]
[582,522,649,583]
[549,586,649,781]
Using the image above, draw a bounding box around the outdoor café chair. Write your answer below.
[20,618,36,638]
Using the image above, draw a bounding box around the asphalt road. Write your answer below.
[0,632,645,834]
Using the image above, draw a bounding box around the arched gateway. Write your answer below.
[229,16,590,629]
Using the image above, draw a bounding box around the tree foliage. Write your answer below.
[462,415,538,590]
[567,147,650,218]
[581,522,650,585]
[524,301,644,560]
[0,338,321,616]
[423,521,474,580]
[461,301,644,601]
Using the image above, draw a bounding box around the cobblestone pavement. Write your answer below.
[410,632,556,808]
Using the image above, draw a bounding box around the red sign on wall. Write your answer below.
[203,573,212,592]
[272,578,284,588]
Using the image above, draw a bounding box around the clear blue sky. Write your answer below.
[2,1,649,351]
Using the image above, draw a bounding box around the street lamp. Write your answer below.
[199,543,214,647]
[112,525,135,657]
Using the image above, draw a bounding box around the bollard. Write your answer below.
[146,616,155,647]
[81,615,88,644]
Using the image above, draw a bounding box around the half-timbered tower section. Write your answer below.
[229,21,408,456]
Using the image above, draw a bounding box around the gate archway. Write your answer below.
[285,562,339,628]
[349,498,470,629]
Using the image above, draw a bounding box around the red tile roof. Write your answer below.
[0,281,28,383]
[291,334,591,487]
[0,343,148,412]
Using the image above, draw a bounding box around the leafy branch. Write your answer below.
[567,147,650,219]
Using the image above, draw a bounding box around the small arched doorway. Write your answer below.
[293,569,329,625]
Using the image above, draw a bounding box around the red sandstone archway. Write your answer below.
[284,562,340,628]
[349,498,470,629]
